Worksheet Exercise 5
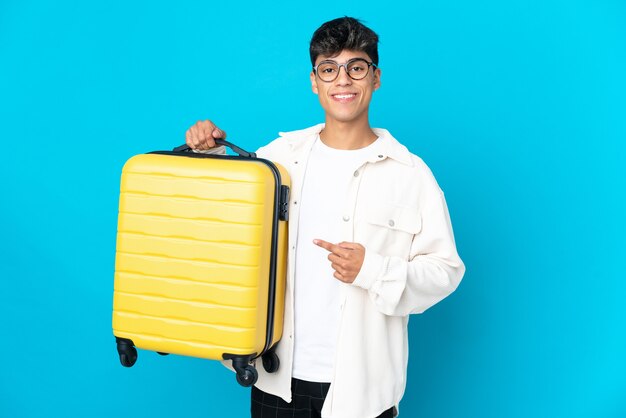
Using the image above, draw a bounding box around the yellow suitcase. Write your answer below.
[112,140,290,386]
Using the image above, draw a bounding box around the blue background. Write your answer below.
[1,0,624,417]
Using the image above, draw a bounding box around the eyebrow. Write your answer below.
[317,57,369,65]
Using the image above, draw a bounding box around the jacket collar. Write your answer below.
[278,124,414,166]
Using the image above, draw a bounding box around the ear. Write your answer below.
[373,68,382,91]
[310,71,319,95]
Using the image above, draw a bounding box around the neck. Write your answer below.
[319,117,377,150]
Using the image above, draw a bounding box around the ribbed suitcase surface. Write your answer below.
[112,152,289,366]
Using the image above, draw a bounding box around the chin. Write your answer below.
[329,112,365,124]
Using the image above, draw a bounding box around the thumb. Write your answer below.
[212,128,226,139]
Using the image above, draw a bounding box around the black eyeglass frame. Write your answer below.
[312,58,378,82]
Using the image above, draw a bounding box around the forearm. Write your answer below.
[352,186,465,316]
[353,249,465,316]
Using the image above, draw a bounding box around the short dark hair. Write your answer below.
[309,17,379,67]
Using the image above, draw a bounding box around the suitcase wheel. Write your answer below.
[262,351,280,374]
[119,346,137,367]
[116,337,137,368]
[235,366,258,387]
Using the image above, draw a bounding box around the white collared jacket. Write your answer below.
[216,124,465,417]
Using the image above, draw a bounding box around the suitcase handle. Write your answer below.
[173,139,257,158]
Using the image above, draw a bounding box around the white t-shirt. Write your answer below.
[292,135,382,382]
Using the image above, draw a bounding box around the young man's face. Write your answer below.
[310,49,381,126]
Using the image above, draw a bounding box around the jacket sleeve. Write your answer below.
[351,181,465,316]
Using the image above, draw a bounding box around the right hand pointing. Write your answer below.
[185,120,227,150]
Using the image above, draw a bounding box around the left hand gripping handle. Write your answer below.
[173,139,256,158]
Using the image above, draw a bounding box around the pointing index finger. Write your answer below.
[314,239,349,257]
[313,239,334,252]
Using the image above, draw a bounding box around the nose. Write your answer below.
[335,64,352,85]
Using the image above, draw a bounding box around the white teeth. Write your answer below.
[334,94,355,99]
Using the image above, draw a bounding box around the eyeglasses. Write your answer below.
[313,58,377,82]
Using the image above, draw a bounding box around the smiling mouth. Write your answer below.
[331,93,357,101]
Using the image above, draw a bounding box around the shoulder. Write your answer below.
[373,128,430,170]
[374,128,443,192]
[256,124,324,160]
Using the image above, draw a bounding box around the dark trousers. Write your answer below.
[251,378,395,418]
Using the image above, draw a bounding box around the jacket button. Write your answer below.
[378,154,384,159]
[353,170,359,177]
[342,215,350,222]
[388,219,395,227]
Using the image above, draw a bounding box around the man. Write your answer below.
[186,17,464,418]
